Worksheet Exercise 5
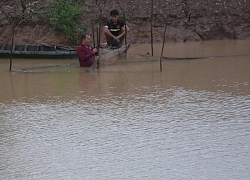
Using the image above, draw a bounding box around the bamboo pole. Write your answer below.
[150,0,154,56]
[96,9,102,69]
[9,25,15,72]
[96,25,100,69]
[123,12,128,55]
[98,10,101,49]
[160,23,167,72]
[92,24,96,48]
[9,0,18,72]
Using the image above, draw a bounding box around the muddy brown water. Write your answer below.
[1,40,250,179]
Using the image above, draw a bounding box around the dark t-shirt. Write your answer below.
[105,19,125,36]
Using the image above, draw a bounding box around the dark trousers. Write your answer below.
[105,32,124,46]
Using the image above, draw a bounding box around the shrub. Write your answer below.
[49,0,87,43]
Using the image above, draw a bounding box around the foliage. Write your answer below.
[49,0,87,43]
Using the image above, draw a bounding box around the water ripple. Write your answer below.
[1,86,250,179]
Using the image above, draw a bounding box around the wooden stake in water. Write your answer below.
[160,23,167,72]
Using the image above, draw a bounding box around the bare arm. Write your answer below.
[124,25,129,32]
[105,26,115,39]
[117,25,129,40]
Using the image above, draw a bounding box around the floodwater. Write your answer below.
[0,40,250,180]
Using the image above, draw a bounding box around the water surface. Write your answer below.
[1,40,250,180]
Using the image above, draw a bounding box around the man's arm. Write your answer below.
[77,46,95,62]
[124,24,129,32]
[120,24,129,37]
[105,26,115,39]
[115,24,129,41]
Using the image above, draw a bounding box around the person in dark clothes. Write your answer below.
[77,33,97,67]
[104,9,129,47]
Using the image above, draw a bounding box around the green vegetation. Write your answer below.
[49,0,87,43]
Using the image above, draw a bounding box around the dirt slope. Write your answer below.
[0,0,250,46]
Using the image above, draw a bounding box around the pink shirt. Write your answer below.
[77,44,95,67]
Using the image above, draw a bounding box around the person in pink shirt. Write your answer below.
[77,33,97,67]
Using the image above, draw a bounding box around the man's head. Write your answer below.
[110,9,119,23]
[81,33,91,45]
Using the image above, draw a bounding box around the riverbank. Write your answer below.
[0,0,250,46]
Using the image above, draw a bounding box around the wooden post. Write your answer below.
[160,23,167,72]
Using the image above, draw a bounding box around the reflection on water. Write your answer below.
[1,40,250,180]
